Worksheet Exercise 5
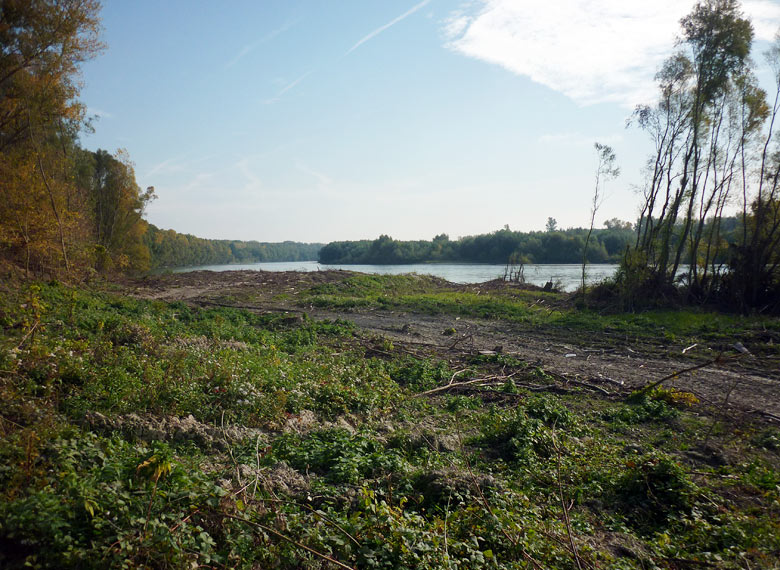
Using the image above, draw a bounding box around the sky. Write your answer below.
[80,0,780,243]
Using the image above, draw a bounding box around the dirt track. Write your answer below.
[126,270,780,421]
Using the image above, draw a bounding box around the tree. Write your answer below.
[604,218,632,231]
[628,0,762,304]
[581,143,619,297]
[0,0,103,273]
[545,217,558,232]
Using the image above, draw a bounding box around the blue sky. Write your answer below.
[80,0,780,243]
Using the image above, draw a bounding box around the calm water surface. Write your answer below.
[171,261,618,292]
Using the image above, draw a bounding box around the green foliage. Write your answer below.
[476,397,573,463]
[611,454,695,530]
[319,225,635,265]
[606,393,680,425]
[144,223,323,269]
[0,432,225,568]
[387,357,454,391]
[2,281,779,568]
[270,429,405,484]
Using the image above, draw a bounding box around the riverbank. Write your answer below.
[1,271,779,568]
[162,261,620,292]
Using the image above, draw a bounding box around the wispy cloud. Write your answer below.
[236,157,263,191]
[226,20,298,69]
[445,1,780,108]
[295,161,332,187]
[145,157,179,178]
[226,44,256,69]
[261,71,313,104]
[346,0,431,55]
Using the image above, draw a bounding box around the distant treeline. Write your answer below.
[144,225,323,269]
[319,221,637,265]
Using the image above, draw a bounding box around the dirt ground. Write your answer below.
[124,270,780,422]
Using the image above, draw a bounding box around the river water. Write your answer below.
[170,261,618,292]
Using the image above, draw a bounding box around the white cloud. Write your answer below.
[745,0,780,41]
[226,20,298,69]
[445,0,780,108]
[346,0,431,55]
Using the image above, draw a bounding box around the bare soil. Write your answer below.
[125,270,780,421]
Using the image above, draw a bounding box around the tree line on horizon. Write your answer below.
[144,225,322,269]
[318,221,637,265]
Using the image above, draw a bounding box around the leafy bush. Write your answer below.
[270,429,405,484]
[611,454,695,529]
[478,406,554,463]
[0,433,225,568]
[606,393,679,425]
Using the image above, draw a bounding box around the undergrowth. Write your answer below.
[1,281,779,568]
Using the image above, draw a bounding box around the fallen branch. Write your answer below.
[447,334,474,351]
[638,355,726,394]
[415,372,518,397]
[15,321,39,350]
[301,503,361,548]
[563,378,612,396]
[415,377,496,397]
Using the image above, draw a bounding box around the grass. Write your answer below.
[1,279,779,568]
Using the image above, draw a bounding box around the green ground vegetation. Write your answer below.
[300,273,780,359]
[1,278,779,568]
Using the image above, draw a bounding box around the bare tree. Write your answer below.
[581,143,619,298]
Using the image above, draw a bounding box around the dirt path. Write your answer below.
[125,270,780,421]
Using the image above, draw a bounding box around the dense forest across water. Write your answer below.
[143,225,322,269]
[319,222,637,265]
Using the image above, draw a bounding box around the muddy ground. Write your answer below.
[123,270,780,422]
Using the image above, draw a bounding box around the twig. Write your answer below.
[639,355,727,394]
[301,503,361,548]
[447,334,473,351]
[703,376,740,449]
[444,492,451,567]
[415,377,491,397]
[447,368,471,386]
[221,513,355,570]
[753,409,780,423]
[592,375,625,387]
[15,321,39,350]
[562,378,611,396]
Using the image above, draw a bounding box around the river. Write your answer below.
[170,261,618,292]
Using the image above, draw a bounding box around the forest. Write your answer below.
[0,1,319,276]
[319,221,636,265]
[143,225,321,269]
